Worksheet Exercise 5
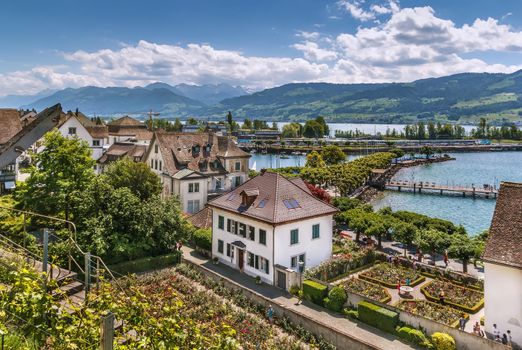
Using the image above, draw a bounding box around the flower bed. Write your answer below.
[341,277,391,303]
[359,263,425,288]
[421,279,484,314]
[396,300,467,327]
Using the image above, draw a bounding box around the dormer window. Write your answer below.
[240,188,259,207]
[206,143,211,153]
[193,145,200,154]
[213,160,220,169]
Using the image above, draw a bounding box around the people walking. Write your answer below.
[443,250,449,267]
[493,324,501,341]
[459,315,466,331]
[266,305,274,324]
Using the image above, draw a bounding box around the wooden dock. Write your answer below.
[385,180,498,198]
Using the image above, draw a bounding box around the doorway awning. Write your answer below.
[231,240,246,249]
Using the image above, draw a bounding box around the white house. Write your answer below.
[144,131,250,213]
[207,170,338,289]
[107,116,152,146]
[483,181,522,348]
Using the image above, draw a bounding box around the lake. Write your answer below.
[372,151,522,235]
[248,152,362,170]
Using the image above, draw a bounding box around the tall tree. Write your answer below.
[414,229,451,264]
[321,145,346,165]
[15,130,95,221]
[448,234,480,273]
[305,151,326,168]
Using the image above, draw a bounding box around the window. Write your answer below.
[218,216,225,230]
[248,226,255,241]
[239,223,246,237]
[312,224,320,239]
[290,229,299,245]
[257,198,267,208]
[92,139,100,147]
[248,252,255,267]
[68,127,76,135]
[226,243,231,257]
[155,145,158,153]
[155,159,158,170]
[159,161,162,171]
[194,183,199,192]
[227,219,232,232]
[189,183,193,193]
[218,240,224,254]
[263,258,269,274]
[187,200,200,214]
[234,176,241,187]
[259,229,266,245]
[150,159,154,168]
[235,161,241,171]
[291,254,306,270]
[283,198,301,209]
[188,183,199,193]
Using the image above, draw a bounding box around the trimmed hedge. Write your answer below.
[359,272,426,289]
[431,332,456,350]
[108,251,181,275]
[357,301,399,334]
[398,326,433,348]
[302,280,328,306]
[421,281,484,314]
[193,228,212,251]
[324,286,347,312]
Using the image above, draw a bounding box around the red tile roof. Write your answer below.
[188,206,212,229]
[109,116,143,126]
[483,182,522,269]
[98,142,147,164]
[207,171,338,225]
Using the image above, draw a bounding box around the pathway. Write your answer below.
[180,246,416,350]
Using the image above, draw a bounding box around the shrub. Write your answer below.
[324,286,347,312]
[357,301,398,334]
[108,251,181,275]
[398,326,431,348]
[431,332,456,350]
[289,284,300,296]
[480,316,484,326]
[343,309,359,319]
[302,280,328,306]
[193,228,212,251]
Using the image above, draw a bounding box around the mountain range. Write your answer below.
[3,70,522,124]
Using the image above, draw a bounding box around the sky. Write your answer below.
[1,0,522,96]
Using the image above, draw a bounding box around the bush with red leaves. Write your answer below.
[305,181,331,203]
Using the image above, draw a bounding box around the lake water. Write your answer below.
[372,151,522,235]
[248,153,362,170]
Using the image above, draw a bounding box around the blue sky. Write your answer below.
[1,0,522,95]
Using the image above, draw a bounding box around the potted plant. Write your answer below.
[255,276,262,285]
[212,257,219,265]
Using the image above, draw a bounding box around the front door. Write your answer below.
[238,249,244,271]
[277,270,286,290]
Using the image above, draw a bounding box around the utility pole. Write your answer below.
[147,110,160,131]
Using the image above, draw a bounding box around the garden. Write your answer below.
[359,262,425,288]
[340,277,391,303]
[421,279,484,313]
[395,299,466,327]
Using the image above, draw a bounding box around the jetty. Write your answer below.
[385,180,498,198]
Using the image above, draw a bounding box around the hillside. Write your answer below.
[211,70,522,124]
[15,70,522,123]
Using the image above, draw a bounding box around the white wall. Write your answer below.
[274,215,333,271]
[484,262,522,347]
[211,208,275,284]
[57,117,105,161]
[177,178,208,213]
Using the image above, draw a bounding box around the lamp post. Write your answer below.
[298,261,305,289]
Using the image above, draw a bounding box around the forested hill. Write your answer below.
[209,70,522,124]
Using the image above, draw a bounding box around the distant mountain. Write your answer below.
[0,89,57,108]
[23,86,206,115]
[209,70,522,124]
[145,82,248,105]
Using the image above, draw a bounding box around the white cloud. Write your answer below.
[339,1,376,22]
[1,4,522,97]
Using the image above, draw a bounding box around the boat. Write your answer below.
[249,150,257,154]
[280,155,290,159]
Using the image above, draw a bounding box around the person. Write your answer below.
[507,330,512,346]
[439,290,445,305]
[397,280,401,295]
[493,324,501,341]
[459,315,466,331]
[473,322,481,336]
[502,334,508,345]
[266,305,274,324]
[176,241,183,251]
[443,250,449,267]
[406,277,411,286]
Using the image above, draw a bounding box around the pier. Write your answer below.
[385,180,498,199]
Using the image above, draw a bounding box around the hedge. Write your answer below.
[420,282,484,314]
[302,280,328,306]
[397,326,432,348]
[359,272,425,289]
[108,251,181,275]
[193,228,212,251]
[431,332,456,350]
[357,301,399,334]
[324,286,347,312]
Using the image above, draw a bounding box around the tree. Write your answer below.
[281,123,302,138]
[242,118,252,130]
[393,222,417,257]
[226,111,233,127]
[414,229,451,264]
[303,120,324,138]
[172,118,183,131]
[448,234,480,273]
[420,146,434,159]
[315,116,330,136]
[102,158,162,201]
[366,219,386,248]
[321,145,346,165]
[15,130,95,221]
[187,117,198,125]
[305,151,326,168]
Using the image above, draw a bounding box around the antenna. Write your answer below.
[148,110,160,130]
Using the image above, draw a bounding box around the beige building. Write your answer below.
[144,132,250,213]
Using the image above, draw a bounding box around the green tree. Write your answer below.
[414,229,451,264]
[393,222,417,257]
[321,145,346,165]
[305,151,326,168]
[102,158,162,200]
[226,111,233,127]
[172,118,183,131]
[448,234,480,273]
[315,116,330,136]
[281,123,302,138]
[242,118,252,129]
[15,130,95,221]
[420,146,434,159]
[187,117,198,125]
[303,120,324,138]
